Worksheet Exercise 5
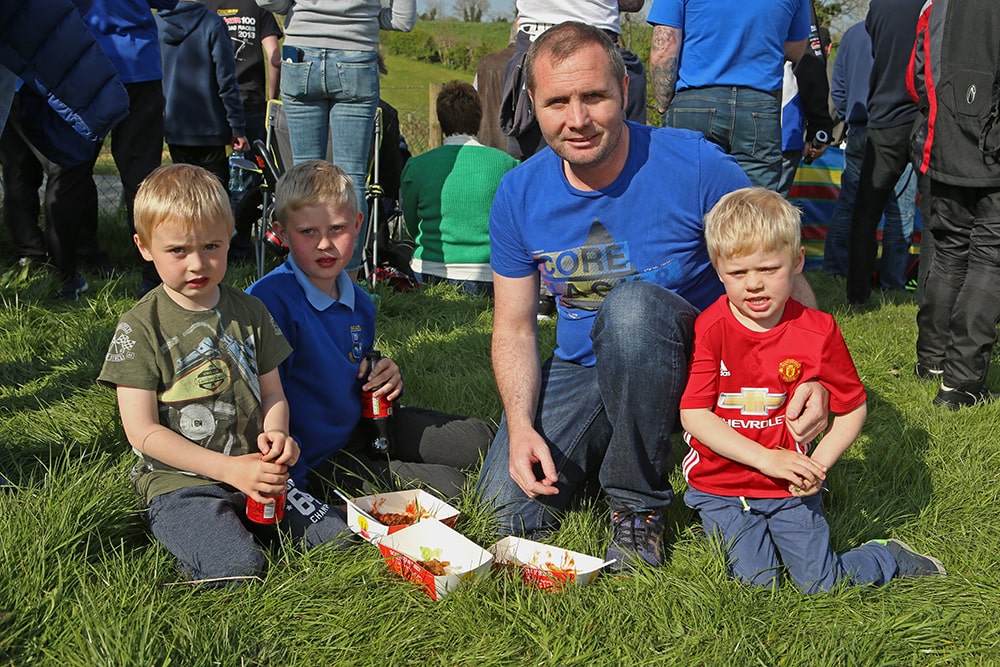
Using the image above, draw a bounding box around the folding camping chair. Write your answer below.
[245,98,412,284]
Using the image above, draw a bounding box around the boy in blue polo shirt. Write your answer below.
[247,161,493,500]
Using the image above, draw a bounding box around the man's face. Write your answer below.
[529,43,628,173]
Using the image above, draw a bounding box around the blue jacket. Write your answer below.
[157,1,245,145]
[0,0,129,165]
[84,0,178,85]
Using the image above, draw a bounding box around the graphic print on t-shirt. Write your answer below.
[537,219,638,312]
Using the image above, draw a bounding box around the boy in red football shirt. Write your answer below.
[679,187,944,593]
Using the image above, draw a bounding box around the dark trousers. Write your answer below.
[916,181,1000,389]
[307,406,495,503]
[846,123,915,303]
[167,144,228,187]
[44,80,164,280]
[0,110,47,261]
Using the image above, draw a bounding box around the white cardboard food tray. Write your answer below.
[377,520,493,601]
[340,489,459,543]
[489,536,615,590]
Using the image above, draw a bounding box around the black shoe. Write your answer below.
[933,385,1000,410]
[537,294,556,320]
[57,274,89,301]
[605,509,665,573]
[883,539,947,578]
[914,362,943,381]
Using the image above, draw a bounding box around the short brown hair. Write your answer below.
[524,22,625,94]
[704,187,803,265]
[436,80,482,137]
[274,160,358,222]
[134,164,233,247]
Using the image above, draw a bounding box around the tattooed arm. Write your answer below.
[649,25,682,114]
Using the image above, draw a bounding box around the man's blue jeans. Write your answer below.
[477,281,698,536]
[279,48,379,273]
[666,86,782,191]
[824,125,917,289]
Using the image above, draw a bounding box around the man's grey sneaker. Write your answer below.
[914,361,943,381]
[606,509,664,573]
[57,274,89,301]
[883,539,946,578]
[933,385,1000,410]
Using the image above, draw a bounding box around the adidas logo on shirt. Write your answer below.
[720,360,731,377]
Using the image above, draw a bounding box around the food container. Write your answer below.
[489,536,615,591]
[339,489,460,543]
[377,520,494,601]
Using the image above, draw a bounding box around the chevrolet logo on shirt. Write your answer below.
[717,388,786,416]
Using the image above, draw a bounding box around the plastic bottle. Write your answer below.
[361,349,393,458]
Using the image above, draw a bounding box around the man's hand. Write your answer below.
[508,429,559,499]
[786,381,830,444]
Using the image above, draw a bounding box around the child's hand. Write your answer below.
[359,356,403,402]
[229,453,290,504]
[257,430,299,466]
[756,447,827,491]
[789,478,823,497]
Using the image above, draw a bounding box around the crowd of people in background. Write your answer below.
[0,0,996,584]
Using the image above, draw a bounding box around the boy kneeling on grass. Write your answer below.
[246,160,493,502]
[100,164,351,585]
[679,187,945,593]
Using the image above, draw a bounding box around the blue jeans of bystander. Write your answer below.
[666,86,782,191]
[279,48,379,273]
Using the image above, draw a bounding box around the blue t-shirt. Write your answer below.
[247,257,377,486]
[490,122,750,367]
[647,0,810,93]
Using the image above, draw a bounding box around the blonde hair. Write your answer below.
[704,187,802,265]
[134,164,233,246]
[273,160,358,222]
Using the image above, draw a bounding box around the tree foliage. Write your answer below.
[452,0,487,22]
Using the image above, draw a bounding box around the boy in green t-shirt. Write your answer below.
[99,164,350,585]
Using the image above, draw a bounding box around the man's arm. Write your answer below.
[784,38,808,64]
[116,386,290,502]
[262,34,281,100]
[649,25,682,114]
[491,272,559,498]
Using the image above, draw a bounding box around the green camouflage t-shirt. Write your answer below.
[98,284,292,504]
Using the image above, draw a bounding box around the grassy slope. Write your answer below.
[0,24,997,664]
[0,210,997,664]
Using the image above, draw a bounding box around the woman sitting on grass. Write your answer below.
[400,80,519,297]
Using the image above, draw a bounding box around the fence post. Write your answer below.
[428,83,443,149]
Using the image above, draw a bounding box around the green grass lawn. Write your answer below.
[0,207,998,664]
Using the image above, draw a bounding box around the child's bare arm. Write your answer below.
[256,368,299,466]
[358,355,403,402]
[681,407,828,489]
[116,385,289,503]
[806,401,867,470]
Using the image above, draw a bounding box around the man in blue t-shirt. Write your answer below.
[647,0,810,191]
[477,22,829,573]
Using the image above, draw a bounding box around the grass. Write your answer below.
[0,209,999,665]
